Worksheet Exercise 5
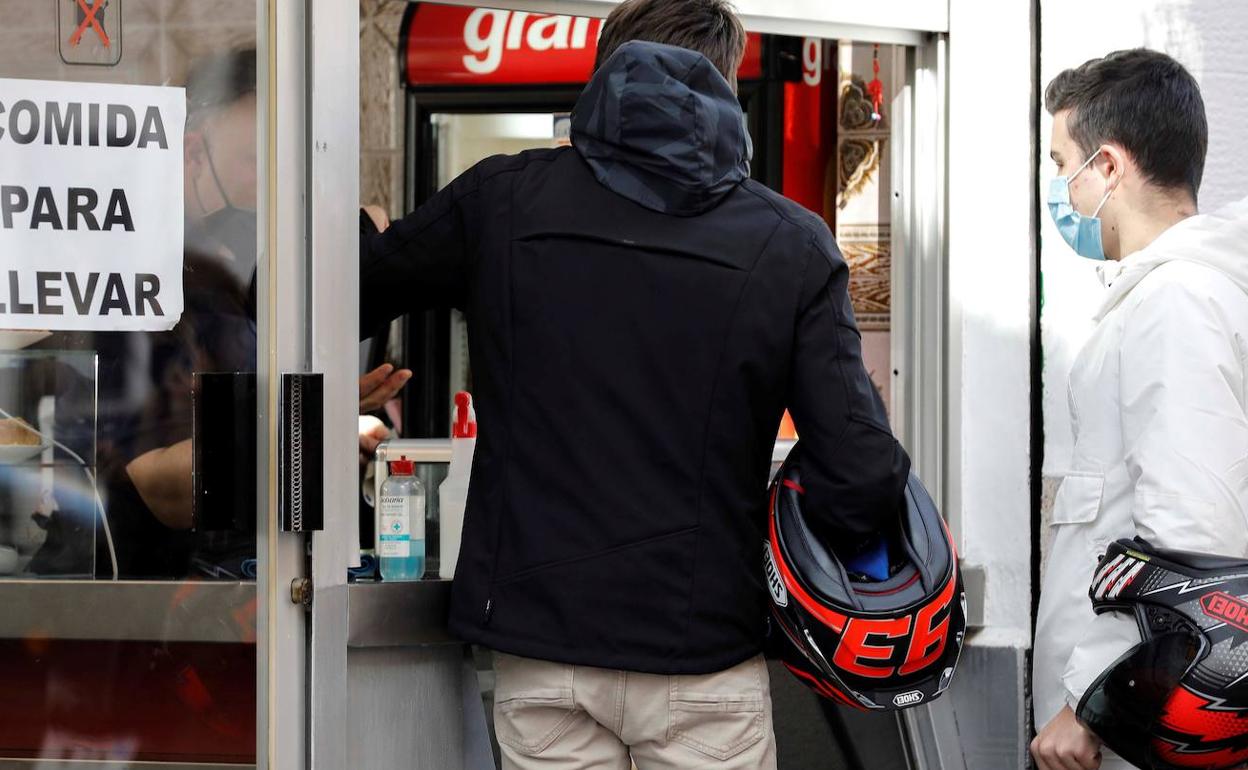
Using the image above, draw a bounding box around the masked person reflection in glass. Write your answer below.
[113,50,262,578]
[23,50,260,578]
[184,49,261,308]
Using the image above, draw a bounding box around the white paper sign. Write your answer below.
[0,78,185,332]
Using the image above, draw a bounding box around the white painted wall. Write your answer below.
[947,0,1036,638]
[1041,1,1248,484]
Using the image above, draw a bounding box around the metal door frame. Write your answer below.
[258,1,362,767]
[257,1,309,766]
[890,35,950,534]
[305,0,361,767]
[887,32,958,770]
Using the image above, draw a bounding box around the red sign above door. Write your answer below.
[403,4,763,87]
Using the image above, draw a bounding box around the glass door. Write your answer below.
[0,1,318,766]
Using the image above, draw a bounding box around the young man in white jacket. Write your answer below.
[1032,49,1248,770]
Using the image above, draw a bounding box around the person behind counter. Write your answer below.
[27,49,410,579]
[23,48,262,577]
[358,0,910,766]
[119,50,411,574]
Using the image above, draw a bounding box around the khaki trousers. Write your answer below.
[492,652,777,769]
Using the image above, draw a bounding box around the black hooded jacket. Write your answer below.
[360,41,910,674]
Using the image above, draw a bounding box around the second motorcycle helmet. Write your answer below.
[1077,538,1248,770]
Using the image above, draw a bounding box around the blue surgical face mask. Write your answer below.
[1048,150,1116,261]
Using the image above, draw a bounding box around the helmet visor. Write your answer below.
[1077,630,1202,769]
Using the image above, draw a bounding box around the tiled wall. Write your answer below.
[360,0,409,219]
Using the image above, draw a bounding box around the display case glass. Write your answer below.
[0,348,99,579]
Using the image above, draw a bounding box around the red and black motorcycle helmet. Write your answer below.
[764,444,966,711]
[1077,538,1248,770]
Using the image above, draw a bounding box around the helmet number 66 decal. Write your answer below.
[833,576,957,679]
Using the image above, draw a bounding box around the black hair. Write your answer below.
[1045,48,1207,200]
[185,48,257,124]
[594,0,746,92]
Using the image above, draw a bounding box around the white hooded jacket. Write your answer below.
[1033,197,1248,764]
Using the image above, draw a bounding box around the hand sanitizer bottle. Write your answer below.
[379,457,425,581]
[438,392,476,579]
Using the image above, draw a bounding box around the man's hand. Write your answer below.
[362,204,391,233]
[359,415,390,466]
[359,363,411,414]
[1031,705,1102,770]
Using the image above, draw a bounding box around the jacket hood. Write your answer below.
[571,40,752,217]
[1096,196,1248,320]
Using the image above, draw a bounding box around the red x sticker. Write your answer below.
[69,0,109,48]
[58,0,121,66]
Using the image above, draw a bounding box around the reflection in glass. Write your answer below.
[3,48,262,582]
[0,350,99,577]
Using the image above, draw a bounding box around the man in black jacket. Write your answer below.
[360,0,909,766]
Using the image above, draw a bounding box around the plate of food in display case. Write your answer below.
[0,330,52,351]
[0,416,49,464]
